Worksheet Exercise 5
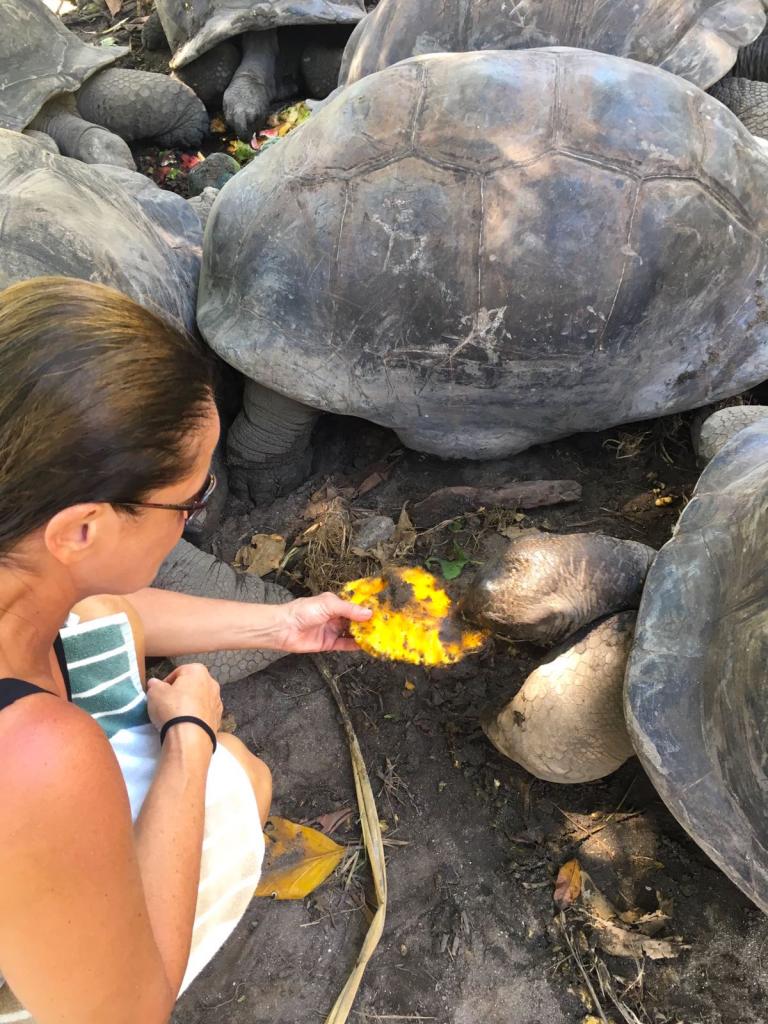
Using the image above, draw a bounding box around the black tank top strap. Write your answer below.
[0,678,55,710]
[54,634,72,701]
[0,635,72,710]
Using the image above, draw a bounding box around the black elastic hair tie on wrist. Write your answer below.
[160,715,217,753]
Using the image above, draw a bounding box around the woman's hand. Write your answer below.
[272,594,372,654]
[145,663,223,735]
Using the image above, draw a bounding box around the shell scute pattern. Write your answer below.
[199,48,768,459]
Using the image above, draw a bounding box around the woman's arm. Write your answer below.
[0,703,201,1022]
[132,723,213,989]
[128,587,285,656]
[127,587,371,657]
[0,665,220,1024]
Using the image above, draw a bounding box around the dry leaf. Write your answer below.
[302,806,354,835]
[592,919,684,960]
[104,0,122,13]
[392,506,417,555]
[580,872,619,922]
[255,817,345,900]
[356,470,386,496]
[633,909,671,936]
[554,859,582,909]
[235,533,285,576]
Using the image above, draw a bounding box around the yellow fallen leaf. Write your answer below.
[404,680,416,691]
[553,859,582,909]
[340,566,487,666]
[255,817,345,900]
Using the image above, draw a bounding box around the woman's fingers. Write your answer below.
[319,593,372,622]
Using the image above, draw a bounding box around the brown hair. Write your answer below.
[0,276,215,557]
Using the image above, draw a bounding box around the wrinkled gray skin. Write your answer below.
[692,405,768,464]
[176,42,242,110]
[227,382,318,501]
[223,30,278,137]
[77,67,208,147]
[709,77,768,138]
[30,94,135,169]
[301,36,348,97]
[155,0,364,134]
[484,612,637,784]
[339,0,766,88]
[200,49,768,499]
[153,540,291,684]
[0,0,208,168]
[463,531,654,644]
[625,420,768,914]
[0,130,289,682]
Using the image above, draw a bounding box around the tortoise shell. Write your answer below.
[155,0,365,69]
[0,0,126,132]
[199,49,768,459]
[625,420,768,913]
[340,0,766,90]
[0,129,201,333]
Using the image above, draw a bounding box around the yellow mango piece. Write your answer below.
[341,566,487,666]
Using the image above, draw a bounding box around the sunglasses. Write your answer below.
[113,472,217,531]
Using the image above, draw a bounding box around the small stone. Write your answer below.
[188,153,240,197]
[351,515,396,552]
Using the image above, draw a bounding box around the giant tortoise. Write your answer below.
[339,0,766,89]
[0,129,289,683]
[0,0,208,169]
[625,418,768,913]
[198,48,768,501]
[152,0,365,137]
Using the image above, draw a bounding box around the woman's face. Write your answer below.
[86,403,221,595]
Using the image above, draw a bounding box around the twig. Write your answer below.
[313,655,388,1024]
[558,913,610,1024]
[353,1016,437,1021]
[595,960,646,1024]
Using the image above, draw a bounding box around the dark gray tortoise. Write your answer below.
[0,129,290,684]
[153,0,364,137]
[0,0,208,169]
[625,419,768,914]
[199,48,768,502]
[339,0,766,89]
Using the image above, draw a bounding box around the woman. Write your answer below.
[0,277,371,1023]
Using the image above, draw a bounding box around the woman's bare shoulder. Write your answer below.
[0,697,126,824]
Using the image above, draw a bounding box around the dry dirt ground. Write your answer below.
[173,400,768,1024]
